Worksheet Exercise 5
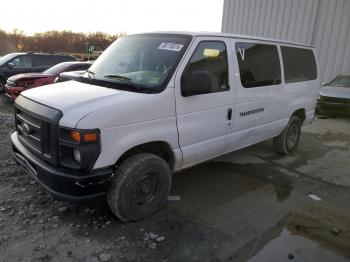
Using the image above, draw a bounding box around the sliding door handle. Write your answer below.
[227,108,233,121]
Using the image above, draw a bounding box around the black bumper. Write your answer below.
[317,101,350,115]
[11,132,113,202]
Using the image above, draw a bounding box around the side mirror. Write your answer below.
[7,62,14,69]
[181,70,211,97]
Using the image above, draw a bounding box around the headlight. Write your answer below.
[18,79,35,88]
[317,95,322,101]
[59,128,101,170]
[73,149,81,163]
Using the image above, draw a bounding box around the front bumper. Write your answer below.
[317,100,350,115]
[11,132,113,202]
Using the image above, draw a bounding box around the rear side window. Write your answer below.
[32,55,55,67]
[235,42,281,88]
[281,47,317,83]
[184,41,229,94]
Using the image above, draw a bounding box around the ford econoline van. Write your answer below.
[11,32,320,221]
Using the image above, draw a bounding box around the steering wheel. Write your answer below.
[155,61,168,75]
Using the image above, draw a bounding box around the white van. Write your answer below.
[11,32,320,221]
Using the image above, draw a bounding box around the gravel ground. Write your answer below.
[1,96,350,262]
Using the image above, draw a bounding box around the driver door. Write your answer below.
[174,37,234,167]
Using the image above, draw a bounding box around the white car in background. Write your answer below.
[318,74,350,116]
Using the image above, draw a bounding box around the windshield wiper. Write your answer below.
[104,74,144,91]
[87,70,96,81]
[104,74,132,81]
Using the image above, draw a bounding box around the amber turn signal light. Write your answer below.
[70,131,81,143]
[70,130,97,143]
[84,133,97,142]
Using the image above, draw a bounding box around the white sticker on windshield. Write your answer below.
[158,43,184,52]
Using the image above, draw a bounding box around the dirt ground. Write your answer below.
[1,95,350,262]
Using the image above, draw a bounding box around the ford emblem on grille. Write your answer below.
[21,123,32,137]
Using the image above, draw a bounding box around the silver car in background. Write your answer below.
[317,74,350,116]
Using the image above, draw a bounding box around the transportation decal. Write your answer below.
[240,108,264,117]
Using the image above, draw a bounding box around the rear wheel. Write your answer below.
[107,153,171,222]
[273,115,302,155]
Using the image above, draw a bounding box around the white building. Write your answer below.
[221,0,350,82]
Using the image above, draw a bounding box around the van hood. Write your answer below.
[320,85,350,99]
[20,80,145,127]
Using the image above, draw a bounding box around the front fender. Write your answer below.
[93,116,181,170]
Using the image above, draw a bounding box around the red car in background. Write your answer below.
[4,61,92,100]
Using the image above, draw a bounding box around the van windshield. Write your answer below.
[85,34,192,92]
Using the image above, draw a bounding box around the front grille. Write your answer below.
[16,108,51,159]
[323,96,350,104]
[15,96,62,164]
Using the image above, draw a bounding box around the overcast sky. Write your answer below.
[1,0,224,35]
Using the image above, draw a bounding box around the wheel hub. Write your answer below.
[286,123,299,149]
[133,174,158,205]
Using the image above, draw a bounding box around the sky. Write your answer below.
[0,0,224,35]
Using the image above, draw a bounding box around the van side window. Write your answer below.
[235,42,281,88]
[184,41,229,94]
[281,47,317,83]
[32,55,53,67]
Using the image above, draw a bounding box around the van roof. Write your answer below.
[142,31,314,48]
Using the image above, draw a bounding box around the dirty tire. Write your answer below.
[107,153,171,222]
[273,115,301,155]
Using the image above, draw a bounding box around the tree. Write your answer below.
[0,28,124,56]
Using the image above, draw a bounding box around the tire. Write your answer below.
[273,115,302,155]
[107,153,171,222]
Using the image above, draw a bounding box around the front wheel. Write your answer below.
[107,153,171,222]
[273,115,302,155]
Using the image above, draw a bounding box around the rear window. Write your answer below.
[235,42,281,88]
[43,62,70,75]
[67,64,91,72]
[281,47,317,83]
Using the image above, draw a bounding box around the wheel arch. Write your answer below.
[115,141,176,171]
[292,108,306,124]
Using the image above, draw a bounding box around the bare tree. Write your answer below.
[0,28,124,56]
